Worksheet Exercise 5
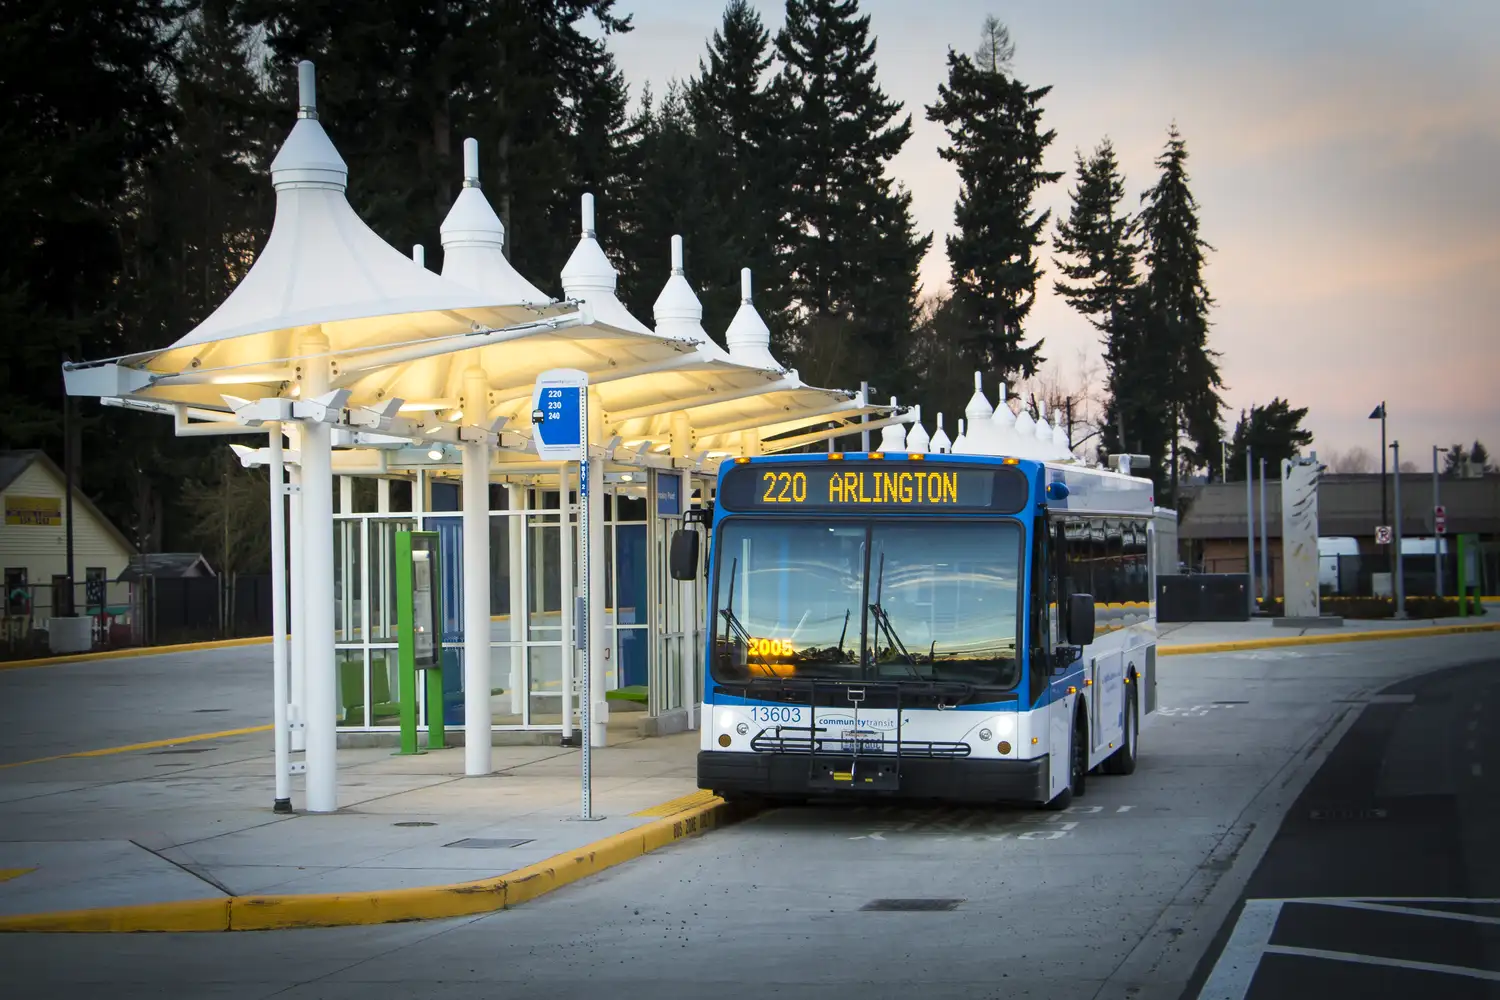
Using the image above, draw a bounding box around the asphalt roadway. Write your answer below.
[1,631,1496,1000]
[1189,655,1500,999]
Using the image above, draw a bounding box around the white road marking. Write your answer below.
[1467,739,1477,752]
[1116,805,1135,813]
[1468,719,1479,732]
[1263,945,1500,983]
[1315,899,1500,927]
[1200,898,1283,1000]
[1474,763,1484,778]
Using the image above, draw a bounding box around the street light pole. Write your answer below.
[1433,445,1447,598]
[1391,440,1406,619]
[1369,402,1387,529]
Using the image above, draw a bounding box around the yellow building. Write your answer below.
[1,450,137,625]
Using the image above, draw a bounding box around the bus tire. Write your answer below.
[1104,682,1139,776]
[1044,709,1089,810]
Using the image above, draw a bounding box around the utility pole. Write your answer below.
[860,381,870,453]
[1391,440,1406,619]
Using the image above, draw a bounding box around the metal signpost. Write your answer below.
[395,530,445,755]
[531,369,599,821]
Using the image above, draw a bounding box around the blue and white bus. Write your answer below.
[673,452,1160,809]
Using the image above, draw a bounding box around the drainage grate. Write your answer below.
[193,708,230,713]
[444,838,534,850]
[861,898,963,912]
[393,821,437,828]
[150,748,213,755]
[1213,700,1249,705]
[1309,806,1387,821]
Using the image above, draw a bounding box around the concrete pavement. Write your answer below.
[0,629,1497,998]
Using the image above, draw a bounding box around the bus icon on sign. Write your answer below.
[1375,525,1393,545]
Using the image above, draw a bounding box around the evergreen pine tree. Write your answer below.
[774,0,930,391]
[1137,125,1223,500]
[926,17,1059,389]
[1051,139,1149,463]
[1225,398,1313,481]
[686,0,790,343]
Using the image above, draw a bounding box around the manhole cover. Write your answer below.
[860,898,963,912]
[150,748,213,755]
[444,838,534,849]
[393,821,437,828]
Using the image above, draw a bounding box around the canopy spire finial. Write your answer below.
[741,268,752,303]
[297,60,317,120]
[462,138,480,189]
[581,193,596,237]
[671,235,684,275]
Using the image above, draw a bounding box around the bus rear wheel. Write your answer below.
[1103,683,1139,776]
[1044,710,1088,810]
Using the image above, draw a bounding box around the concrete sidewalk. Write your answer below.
[0,725,704,925]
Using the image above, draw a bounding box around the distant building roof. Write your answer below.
[118,553,215,581]
[1179,472,1500,540]
[0,450,137,555]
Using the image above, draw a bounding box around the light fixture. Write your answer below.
[445,409,464,423]
[427,447,444,461]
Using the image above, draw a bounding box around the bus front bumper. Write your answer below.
[698,751,1050,805]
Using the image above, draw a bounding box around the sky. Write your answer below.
[599,0,1500,470]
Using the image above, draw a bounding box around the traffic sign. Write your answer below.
[530,369,588,462]
[1375,525,1393,545]
[1434,504,1446,517]
[1435,514,1447,536]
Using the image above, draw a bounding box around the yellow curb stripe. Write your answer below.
[0,868,35,883]
[0,635,276,671]
[0,795,736,933]
[630,788,716,817]
[1160,621,1500,656]
[0,725,271,771]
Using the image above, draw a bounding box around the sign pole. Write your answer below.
[530,369,598,821]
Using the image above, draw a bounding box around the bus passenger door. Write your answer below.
[1036,516,1072,801]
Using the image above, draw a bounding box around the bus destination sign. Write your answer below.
[718,462,1028,513]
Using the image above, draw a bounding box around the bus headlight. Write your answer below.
[717,711,734,731]
[991,714,1017,741]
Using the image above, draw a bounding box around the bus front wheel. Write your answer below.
[1044,710,1089,810]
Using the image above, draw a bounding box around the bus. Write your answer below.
[671,451,1160,809]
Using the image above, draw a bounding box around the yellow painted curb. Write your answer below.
[1161,621,1500,657]
[0,796,737,933]
[0,635,275,671]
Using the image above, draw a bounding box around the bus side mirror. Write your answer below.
[669,529,700,581]
[1067,594,1096,647]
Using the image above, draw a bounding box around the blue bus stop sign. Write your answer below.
[531,369,588,463]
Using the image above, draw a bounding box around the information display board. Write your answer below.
[717,461,1029,514]
[396,530,444,754]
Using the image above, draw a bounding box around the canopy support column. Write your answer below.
[268,422,292,813]
[300,332,338,813]
[288,430,306,754]
[461,366,492,775]
[507,485,525,718]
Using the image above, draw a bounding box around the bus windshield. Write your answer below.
[711,518,1023,689]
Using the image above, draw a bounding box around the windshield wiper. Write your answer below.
[719,557,779,679]
[867,552,923,681]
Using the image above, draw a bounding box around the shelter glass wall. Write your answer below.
[331,476,678,733]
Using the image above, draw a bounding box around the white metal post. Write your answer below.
[559,463,575,743]
[507,484,524,717]
[1432,447,1441,596]
[1259,457,1270,602]
[268,423,292,813]
[461,368,492,775]
[299,333,338,813]
[377,477,390,514]
[1245,448,1255,615]
[289,440,306,753]
[578,392,594,817]
[1392,441,1406,618]
[587,396,607,750]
